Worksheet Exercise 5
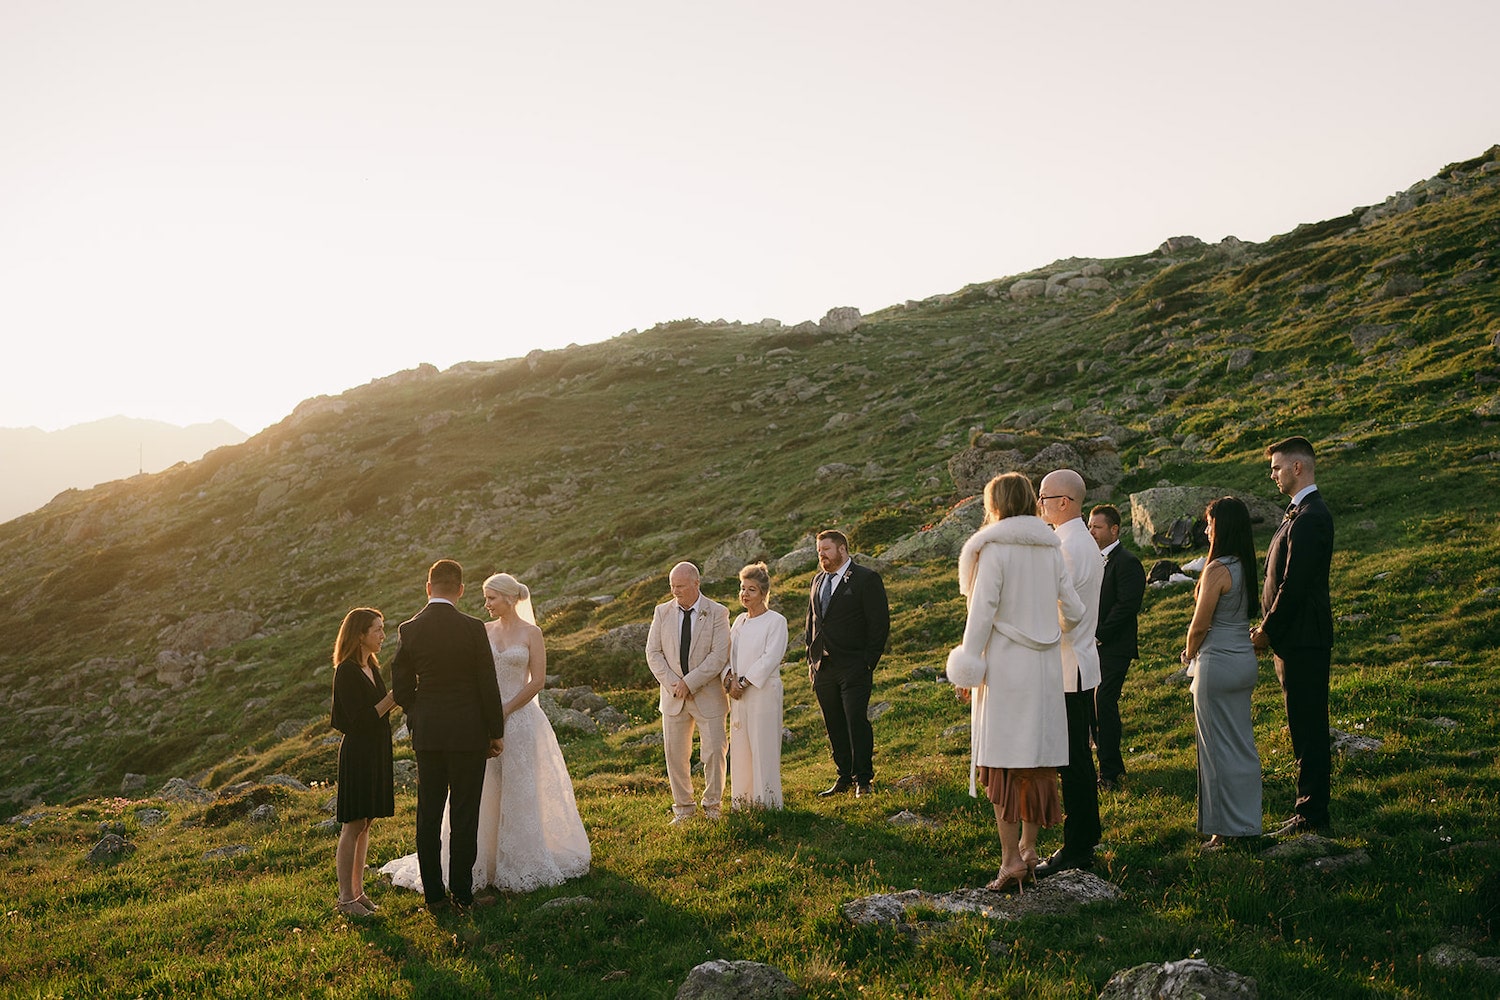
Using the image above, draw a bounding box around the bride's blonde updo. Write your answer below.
[483,572,529,602]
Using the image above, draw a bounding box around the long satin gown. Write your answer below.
[1190,556,1263,836]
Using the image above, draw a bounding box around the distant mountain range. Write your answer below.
[0,417,247,523]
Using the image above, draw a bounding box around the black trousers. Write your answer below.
[414,749,487,905]
[812,662,874,784]
[1275,648,1332,826]
[1090,654,1132,781]
[1059,687,1101,855]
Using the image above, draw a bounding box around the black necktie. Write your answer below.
[679,606,693,677]
[819,573,834,613]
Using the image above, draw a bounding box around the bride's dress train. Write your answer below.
[381,641,591,893]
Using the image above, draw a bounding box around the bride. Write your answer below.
[382,573,591,893]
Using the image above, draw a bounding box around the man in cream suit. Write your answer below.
[645,561,731,824]
[1035,469,1103,877]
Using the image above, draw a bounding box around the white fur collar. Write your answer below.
[958,515,1059,595]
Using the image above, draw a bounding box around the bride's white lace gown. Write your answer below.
[381,640,591,893]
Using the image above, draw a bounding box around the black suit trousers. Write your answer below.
[812,662,874,783]
[414,749,487,905]
[1090,654,1132,781]
[1060,688,1101,854]
[1274,648,1332,825]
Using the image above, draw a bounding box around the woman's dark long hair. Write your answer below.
[1204,497,1260,619]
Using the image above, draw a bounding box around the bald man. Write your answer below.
[645,561,731,824]
[1034,469,1103,877]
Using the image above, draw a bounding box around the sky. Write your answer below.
[3,0,1497,436]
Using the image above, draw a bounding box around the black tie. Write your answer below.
[819,573,834,614]
[679,606,693,677]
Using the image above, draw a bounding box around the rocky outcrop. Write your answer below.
[1100,958,1258,999]
[948,433,1123,500]
[881,497,983,565]
[1128,487,1285,551]
[842,869,1120,927]
[677,960,803,1000]
[704,529,768,581]
[818,307,862,335]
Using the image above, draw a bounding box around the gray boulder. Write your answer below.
[843,869,1120,926]
[818,306,862,335]
[120,772,149,796]
[1129,487,1285,551]
[1009,279,1046,301]
[596,621,652,654]
[261,774,309,792]
[249,803,277,823]
[704,529,768,581]
[948,434,1123,499]
[882,496,983,564]
[1100,958,1258,999]
[87,833,135,864]
[677,960,803,1000]
[156,778,214,804]
[774,546,819,577]
[134,807,169,827]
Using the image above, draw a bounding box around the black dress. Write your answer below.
[331,657,395,823]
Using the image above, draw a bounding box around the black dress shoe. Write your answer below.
[426,897,453,915]
[854,782,874,798]
[1097,776,1123,792]
[818,779,854,797]
[1033,849,1094,880]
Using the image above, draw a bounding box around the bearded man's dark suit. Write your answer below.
[1261,489,1335,828]
[392,599,505,907]
[1091,543,1145,783]
[806,563,890,786]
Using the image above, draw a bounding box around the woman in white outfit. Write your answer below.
[382,573,590,894]
[948,473,1085,892]
[725,562,788,809]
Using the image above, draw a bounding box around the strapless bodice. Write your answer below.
[489,641,532,701]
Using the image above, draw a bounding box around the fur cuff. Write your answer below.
[946,646,987,687]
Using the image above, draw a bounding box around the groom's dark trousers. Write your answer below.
[392,598,505,907]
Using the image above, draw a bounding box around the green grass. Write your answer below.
[2,147,1500,996]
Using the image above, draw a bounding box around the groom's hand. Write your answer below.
[488,738,504,758]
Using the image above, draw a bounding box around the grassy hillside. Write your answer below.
[1,147,1498,997]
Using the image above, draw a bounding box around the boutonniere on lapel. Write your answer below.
[1283,507,1298,523]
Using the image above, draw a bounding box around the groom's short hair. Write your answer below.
[428,559,464,596]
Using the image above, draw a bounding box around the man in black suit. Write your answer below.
[806,529,890,798]
[1087,504,1146,791]
[391,559,505,912]
[1252,436,1335,836]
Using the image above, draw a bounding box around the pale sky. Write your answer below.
[3,0,1496,435]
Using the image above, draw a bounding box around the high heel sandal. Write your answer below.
[355,894,378,913]
[1020,847,1040,881]
[985,860,1031,894]
[336,898,371,917]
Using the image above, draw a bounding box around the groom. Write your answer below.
[391,559,505,912]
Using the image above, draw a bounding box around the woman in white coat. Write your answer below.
[948,472,1085,892]
[725,562,789,808]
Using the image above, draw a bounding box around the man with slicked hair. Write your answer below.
[1253,436,1335,836]
[391,559,505,913]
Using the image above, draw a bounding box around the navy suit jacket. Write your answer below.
[391,600,505,753]
[805,562,890,674]
[1261,490,1334,652]
[1096,544,1146,661]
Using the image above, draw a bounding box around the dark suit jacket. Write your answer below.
[805,562,890,673]
[1095,544,1146,661]
[1261,489,1334,652]
[391,600,505,752]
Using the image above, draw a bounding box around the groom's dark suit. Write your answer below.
[1091,542,1145,783]
[1261,488,1335,828]
[392,599,505,907]
[806,562,890,785]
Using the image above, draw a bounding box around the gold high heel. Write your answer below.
[986,859,1030,894]
[1020,847,1040,881]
